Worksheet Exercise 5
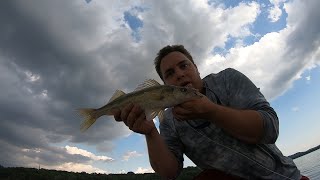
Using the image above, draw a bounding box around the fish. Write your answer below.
[77,79,204,132]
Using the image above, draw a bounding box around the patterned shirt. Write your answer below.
[159,68,301,179]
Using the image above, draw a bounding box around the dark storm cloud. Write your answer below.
[286,0,320,60]
[269,0,320,95]
[0,140,91,167]
[0,0,133,167]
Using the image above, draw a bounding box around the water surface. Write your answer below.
[294,149,320,179]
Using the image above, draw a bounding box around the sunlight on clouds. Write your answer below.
[305,75,311,81]
[268,0,286,22]
[122,150,142,161]
[119,169,126,174]
[65,146,113,162]
[291,107,299,112]
[25,71,40,82]
[22,148,41,153]
[223,2,260,38]
[134,167,154,174]
[203,54,226,72]
[268,6,282,22]
[33,90,49,100]
[269,0,287,7]
[54,162,107,174]
[200,30,304,100]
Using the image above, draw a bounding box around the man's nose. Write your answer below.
[175,68,185,80]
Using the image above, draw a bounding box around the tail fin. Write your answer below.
[77,108,98,132]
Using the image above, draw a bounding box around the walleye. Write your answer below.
[78,79,203,132]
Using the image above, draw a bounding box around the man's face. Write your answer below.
[160,51,203,91]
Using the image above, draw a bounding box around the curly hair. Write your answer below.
[154,45,194,80]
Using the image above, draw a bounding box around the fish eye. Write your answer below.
[180,88,187,92]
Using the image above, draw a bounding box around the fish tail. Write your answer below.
[77,108,98,132]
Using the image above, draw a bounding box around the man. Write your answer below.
[112,45,304,179]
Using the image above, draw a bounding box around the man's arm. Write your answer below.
[204,102,264,143]
[145,128,181,178]
[112,104,181,178]
[173,97,264,144]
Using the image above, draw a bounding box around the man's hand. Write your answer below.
[173,96,264,143]
[112,104,157,135]
[172,96,216,121]
[113,104,180,178]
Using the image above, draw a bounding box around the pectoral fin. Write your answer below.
[157,110,165,123]
[145,109,166,122]
[145,109,160,121]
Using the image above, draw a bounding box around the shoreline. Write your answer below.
[288,144,320,159]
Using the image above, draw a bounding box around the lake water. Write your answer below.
[293,149,320,179]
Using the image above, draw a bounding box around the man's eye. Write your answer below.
[180,63,189,69]
[165,71,174,78]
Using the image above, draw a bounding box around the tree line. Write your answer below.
[0,166,201,180]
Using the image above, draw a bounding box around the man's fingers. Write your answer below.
[127,105,143,128]
[111,109,122,122]
[127,112,139,128]
[121,104,134,124]
[132,104,143,114]
[132,112,147,130]
[173,106,189,121]
[127,105,142,120]
[136,110,146,123]
[173,105,185,115]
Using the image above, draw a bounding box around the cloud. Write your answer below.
[200,0,320,100]
[139,1,260,61]
[268,0,286,22]
[0,0,319,173]
[119,169,126,174]
[306,76,311,82]
[134,167,154,174]
[0,140,91,167]
[65,146,114,162]
[122,151,143,161]
[50,162,107,174]
[291,107,299,112]
[0,0,262,164]
[268,6,282,22]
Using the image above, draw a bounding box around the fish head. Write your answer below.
[172,86,204,101]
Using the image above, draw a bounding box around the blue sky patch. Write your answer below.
[124,11,143,42]
[124,12,143,31]
[213,36,238,55]
[250,3,288,36]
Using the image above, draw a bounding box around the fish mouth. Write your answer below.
[181,82,192,88]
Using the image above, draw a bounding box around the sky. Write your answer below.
[0,0,319,175]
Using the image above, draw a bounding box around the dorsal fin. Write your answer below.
[108,90,126,103]
[134,79,161,91]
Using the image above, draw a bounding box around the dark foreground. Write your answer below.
[0,166,201,180]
